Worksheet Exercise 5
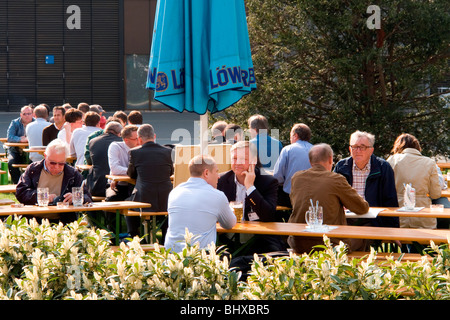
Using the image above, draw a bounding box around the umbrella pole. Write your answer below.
[200,113,208,155]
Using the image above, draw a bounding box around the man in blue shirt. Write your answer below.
[273,123,313,207]
[7,105,34,183]
[248,114,282,171]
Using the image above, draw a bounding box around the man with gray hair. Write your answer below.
[127,124,174,239]
[288,143,369,254]
[334,130,399,231]
[16,139,92,224]
[86,121,123,197]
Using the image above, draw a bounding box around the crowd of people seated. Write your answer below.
[5,103,447,257]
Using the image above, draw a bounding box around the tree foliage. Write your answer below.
[217,0,450,158]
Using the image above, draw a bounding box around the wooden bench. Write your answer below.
[0,184,17,193]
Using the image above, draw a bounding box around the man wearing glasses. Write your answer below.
[15,139,92,224]
[6,105,35,184]
[334,131,399,248]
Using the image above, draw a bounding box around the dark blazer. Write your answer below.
[127,141,174,212]
[86,132,122,197]
[217,167,286,253]
[217,167,279,222]
[334,154,399,228]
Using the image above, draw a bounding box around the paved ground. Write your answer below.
[0,110,201,152]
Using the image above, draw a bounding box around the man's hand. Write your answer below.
[242,164,256,190]
[63,192,73,204]
[49,194,58,203]
[20,136,28,143]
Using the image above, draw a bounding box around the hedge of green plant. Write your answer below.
[0,215,449,300]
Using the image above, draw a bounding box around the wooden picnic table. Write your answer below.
[3,142,29,149]
[0,201,151,245]
[216,221,450,245]
[354,206,450,219]
[437,163,450,170]
[106,174,136,185]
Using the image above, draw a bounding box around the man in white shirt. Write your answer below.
[69,111,101,166]
[105,124,140,201]
[57,108,83,145]
[164,155,237,253]
[26,105,51,162]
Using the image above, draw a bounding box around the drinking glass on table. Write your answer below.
[230,201,244,222]
[316,206,323,227]
[37,187,49,207]
[72,187,83,207]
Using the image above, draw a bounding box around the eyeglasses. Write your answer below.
[350,145,372,151]
[48,161,65,167]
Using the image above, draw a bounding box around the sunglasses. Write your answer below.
[48,161,66,167]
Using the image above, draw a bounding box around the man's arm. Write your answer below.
[244,168,278,222]
[15,167,37,205]
[108,143,128,175]
[127,151,137,179]
[7,119,23,143]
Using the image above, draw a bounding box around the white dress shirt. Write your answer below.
[26,118,51,162]
[164,177,237,252]
[69,126,101,166]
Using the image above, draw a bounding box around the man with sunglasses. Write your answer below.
[15,139,92,224]
[334,130,399,250]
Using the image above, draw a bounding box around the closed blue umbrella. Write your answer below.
[146,0,256,115]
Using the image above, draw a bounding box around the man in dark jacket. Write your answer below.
[16,139,92,224]
[127,124,174,239]
[334,130,399,229]
[217,141,286,255]
[86,121,123,197]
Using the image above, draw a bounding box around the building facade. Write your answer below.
[0,0,165,112]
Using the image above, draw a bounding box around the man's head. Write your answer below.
[230,141,258,178]
[33,105,48,120]
[104,121,122,137]
[121,125,140,149]
[83,111,101,127]
[247,114,268,138]
[113,111,128,126]
[137,124,155,144]
[77,102,90,114]
[224,123,244,142]
[52,106,66,126]
[189,155,219,188]
[64,108,84,130]
[349,130,375,169]
[127,110,143,125]
[44,139,68,176]
[309,143,334,171]
[290,123,311,144]
[20,105,34,125]
[211,121,227,138]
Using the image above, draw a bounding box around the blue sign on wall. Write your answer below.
[45,55,55,64]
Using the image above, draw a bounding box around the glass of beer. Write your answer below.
[230,201,244,222]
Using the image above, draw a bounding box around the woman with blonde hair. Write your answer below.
[387,133,441,230]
